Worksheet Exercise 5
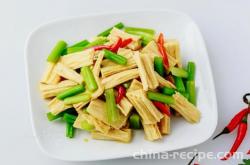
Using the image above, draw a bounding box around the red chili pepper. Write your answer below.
[153,101,171,116]
[247,150,250,155]
[120,38,133,48]
[93,45,111,51]
[213,108,249,140]
[115,85,126,104]
[221,113,248,160]
[110,37,122,52]
[157,33,169,69]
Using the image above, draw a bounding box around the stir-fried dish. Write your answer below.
[39,22,200,142]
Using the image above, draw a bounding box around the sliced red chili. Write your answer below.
[153,101,171,116]
[110,37,122,53]
[121,38,133,48]
[157,33,169,69]
[115,85,126,104]
[93,45,111,51]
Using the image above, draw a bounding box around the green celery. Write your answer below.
[98,22,124,37]
[104,49,127,65]
[147,91,174,104]
[81,66,98,92]
[47,40,67,62]
[105,88,118,123]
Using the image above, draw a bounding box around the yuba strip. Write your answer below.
[159,114,171,135]
[48,97,72,115]
[170,92,200,123]
[133,52,149,91]
[102,68,139,89]
[141,53,159,89]
[60,49,94,69]
[91,129,132,143]
[142,122,162,141]
[87,99,127,129]
[54,63,83,84]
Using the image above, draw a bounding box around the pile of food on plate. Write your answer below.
[39,22,200,142]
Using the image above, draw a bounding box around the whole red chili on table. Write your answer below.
[213,107,249,140]
[221,113,248,160]
[215,93,250,161]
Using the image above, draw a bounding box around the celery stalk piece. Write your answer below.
[124,29,154,45]
[56,85,85,100]
[129,113,141,129]
[46,112,63,121]
[103,49,127,65]
[64,37,107,55]
[68,39,89,48]
[186,81,196,105]
[66,122,74,138]
[147,91,175,104]
[105,88,118,123]
[63,113,77,124]
[83,37,108,49]
[63,47,84,55]
[174,76,185,93]
[81,66,98,92]
[170,67,188,78]
[47,40,67,63]
[62,40,90,55]
[187,61,196,81]
[98,22,124,37]
[161,87,175,96]
[154,56,165,77]
[124,27,155,35]
[64,93,91,105]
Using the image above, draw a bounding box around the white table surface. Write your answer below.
[1,0,250,164]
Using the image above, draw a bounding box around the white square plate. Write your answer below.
[25,10,217,161]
